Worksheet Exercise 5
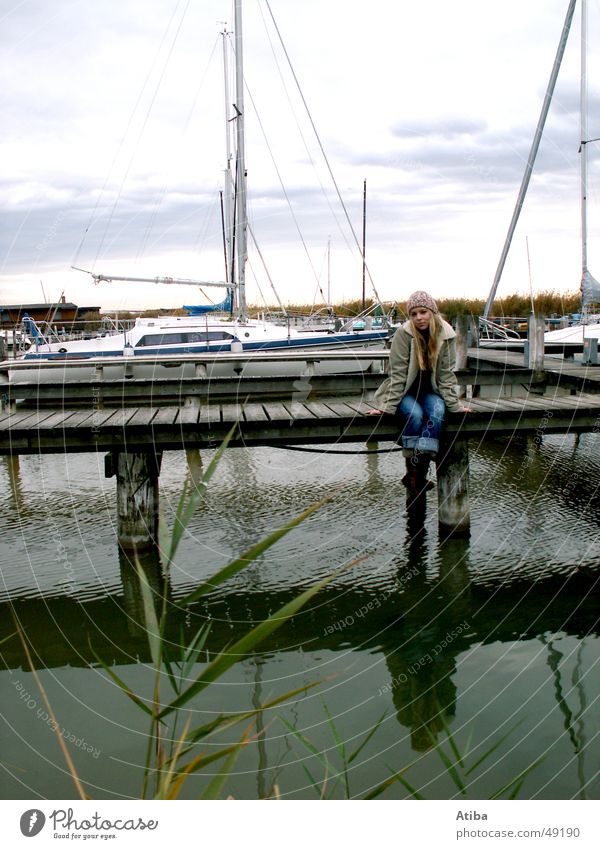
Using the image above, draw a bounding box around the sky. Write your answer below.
[2,0,600,313]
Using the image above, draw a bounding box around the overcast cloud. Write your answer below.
[1,0,599,311]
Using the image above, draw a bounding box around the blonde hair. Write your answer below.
[413,311,443,371]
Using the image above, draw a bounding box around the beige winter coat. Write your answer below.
[373,318,463,414]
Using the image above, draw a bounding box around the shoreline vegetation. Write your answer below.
[92,290,583,325]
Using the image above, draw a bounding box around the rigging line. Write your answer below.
[91,0,194,271]
[247,224,287,314]
[72,0,190,269]
[245,256,269,308]
[264,0,384,307]
[256,1,352,254]
[242,77,322,286]
[311,245,329,311]
[139,36,223,263]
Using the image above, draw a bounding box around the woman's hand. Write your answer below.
[365,408,386,415]
[461,406,472,413]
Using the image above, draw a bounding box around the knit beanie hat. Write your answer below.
[406,290,439,314]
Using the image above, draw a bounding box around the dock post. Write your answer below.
[455,315,469,370]
[455,315,469,398]
[525,313,545,379]
[0,362,9,411]
[436,438,470,537]
[583,337,599,365]
[110,451,163,550]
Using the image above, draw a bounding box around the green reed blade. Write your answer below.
[464,719,526,776]
[490,757,545,800]
[186,681,321,745]
[365,766,419,800]
[134,555,161,668]
[177,497,329,606]
[278,715,330,770]
[300,764,324,798]
[428,733,467,796]
[348,710,388,764]
[89,647,154,717]
[322,700,346,762]
[199,742,246,800]
[168,425,236,564]
[162,561,350,718]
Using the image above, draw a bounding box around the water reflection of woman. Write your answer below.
[368,291,470,495]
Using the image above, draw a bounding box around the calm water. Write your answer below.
[1,432,600,799]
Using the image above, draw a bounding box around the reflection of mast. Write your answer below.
[542,635,587,799]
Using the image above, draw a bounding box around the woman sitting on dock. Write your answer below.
[367,290,469,495]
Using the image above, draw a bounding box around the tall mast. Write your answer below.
[233,0,248,321]
[483,0,576,319]
[221,26,234,284]
[362,178,366,311]
[579,0,600,313]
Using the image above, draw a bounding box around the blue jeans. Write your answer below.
[396,392,446,455]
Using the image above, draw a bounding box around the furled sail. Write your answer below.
[581,269,600,306]
[183,290,233,315]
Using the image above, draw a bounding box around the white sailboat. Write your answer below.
[482,0,600,350]
[545,0,600,345]
[16,0,391,381]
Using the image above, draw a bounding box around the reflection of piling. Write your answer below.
[436,438,470,537]
[118,543,169,638]
[106,451,163,549]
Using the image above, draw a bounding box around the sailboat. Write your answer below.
[544,0,600,346]
[17,0,390,381]
[482,0,600,350]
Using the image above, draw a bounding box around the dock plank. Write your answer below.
[0,410,55,431]
[126,408,158,427]
[176,407,200,426]
[95,409,138,429]
[198,405,222,425]
[262,402,293,423]
[29,410,83,430]
[220,403,244,423]
[282,402,318,420]
[302,401,342,419]
[150,407,180,427]
[242,404,269,423]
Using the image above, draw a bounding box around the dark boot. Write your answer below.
[414,454,435,492]
[401,458,421,495]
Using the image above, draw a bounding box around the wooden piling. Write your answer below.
[455,314,479,398]
[112,451,163,549]
[436,438,470,537]
[455,316,469,370]
[525,313,545,379]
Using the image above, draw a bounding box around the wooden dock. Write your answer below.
[2,391,600,455]
[3,329,600,543]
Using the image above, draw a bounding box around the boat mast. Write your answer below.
[362,178,367,311]
[482,0,576,319]
[578,0,600,316]
[233,0,248,321]
[221,25,234,285]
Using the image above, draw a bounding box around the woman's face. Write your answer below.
[410,307,432,331]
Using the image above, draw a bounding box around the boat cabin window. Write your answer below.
[136,331,236,347]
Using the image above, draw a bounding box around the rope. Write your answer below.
[273,444,403,455]
[264,0,385,307]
